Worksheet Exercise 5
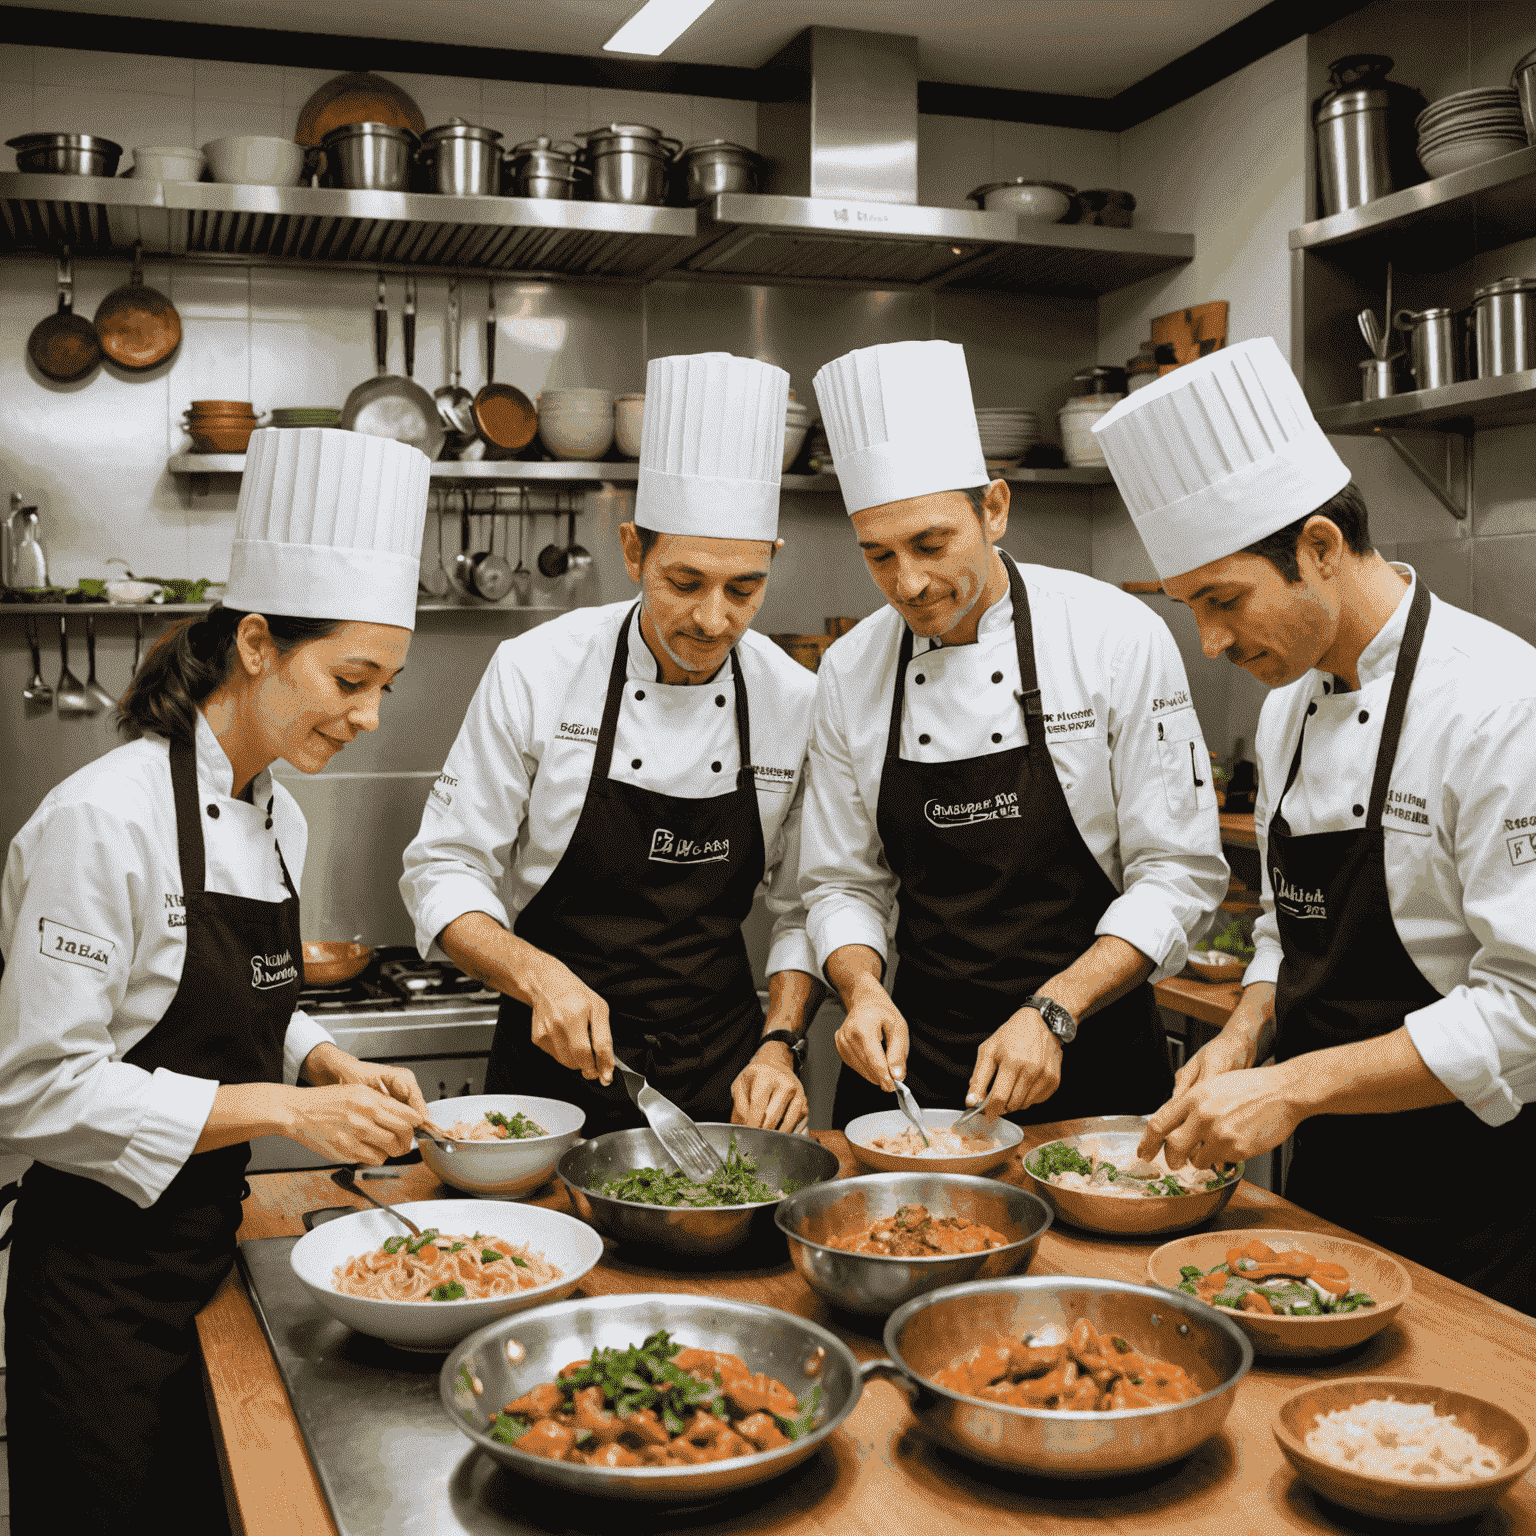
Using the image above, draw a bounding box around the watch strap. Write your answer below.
[1024,993,1077,1042]
[759,1029,806,1069]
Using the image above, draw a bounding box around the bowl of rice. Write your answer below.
[844,1108,1023,1176]
[418,1094,586,1199]
[290,1198,604,1351]
[1274,1377,1534,1523]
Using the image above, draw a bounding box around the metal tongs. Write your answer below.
[614,1060,724,1181]
[893,1078,930,1147]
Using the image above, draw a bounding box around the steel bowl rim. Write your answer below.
[441,1291,862,1480]
[774,1171,1054,1263]
[883,1273,1255,1424]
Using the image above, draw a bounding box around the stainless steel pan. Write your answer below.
[340,274,445,460]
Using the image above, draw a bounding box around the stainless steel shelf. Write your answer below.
[947,223,1196,298]
[1314,369,1536,435]
[1,599,564,616]
[168,455,639,483]
[1290,145,1536,275]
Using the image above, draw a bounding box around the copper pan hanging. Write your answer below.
[94,242,181,370]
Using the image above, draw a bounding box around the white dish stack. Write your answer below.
[1058,394,1123,468]
[974,407,1041,468]
[1416,88,1527,178]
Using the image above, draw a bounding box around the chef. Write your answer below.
[0,428,433,1530]
[802,340,1228,1127]
[1096,337,1536,1314]
[401,352,823,1137]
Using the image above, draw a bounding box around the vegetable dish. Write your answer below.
[1178,1239,1377,1316]
[597,1136,781,1207]
[1032,1137,1237,1199]
[440,1110,548,1141]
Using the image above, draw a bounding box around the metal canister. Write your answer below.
[504,138,585,199]
[579,123,680,206]
[675,140,763,202]
[418,119,502,196]
[1472,277,1536,377]
[1392,306,1462,390]
[321,121,417,191]
[1314,86,1393,216]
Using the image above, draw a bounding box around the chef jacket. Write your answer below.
[800,562,1230,979]
[1246,565,1536,1128]
[0,713,333,1209]
[401,601,818,976]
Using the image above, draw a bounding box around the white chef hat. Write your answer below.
[635,352,790,542]
[813,340,988,515]
[223,428,431,631]
[1090,337,1350,581]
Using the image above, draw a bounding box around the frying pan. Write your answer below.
[340,274,446,460]
[94,242,181,370]
[472,279,538,458]
[28,253,101,383]
[465,494,514,600]
[302,941,374,986]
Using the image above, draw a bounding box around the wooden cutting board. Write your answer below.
[1151,301,1228,374]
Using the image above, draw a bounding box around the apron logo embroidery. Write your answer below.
[1273,867,1328,920]
[429,772,457,808]
[1043,706,1097,737]
[1508,835,1536,869]
[250,950,299,989]
[751,764,794,795]
[557,720,599,744]
[165,892,186,928]
[648,828,730,865]
[1150,691,1190,718]
[923,792,1021,828]
[1383,788,1431,834]
[38,917,115,974]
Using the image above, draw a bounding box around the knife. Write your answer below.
[893,1078,930,1147]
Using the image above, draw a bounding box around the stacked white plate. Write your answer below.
[975,406,1041,467]
[1416,87,1528,178]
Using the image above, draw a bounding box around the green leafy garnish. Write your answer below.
[486,1110,547,1140]
[1179,1265,1204,1281]
[406,1228,440,1255]
[1196,914,1256,963]
[1110,1336,1132,1354]
[429,1280,466,1301]
[448,1242,465,1253]
[382,1235,407,1255]
[509,1254,528,1268]
[771,1382,823,1443]
[1031,1142,1096,1181]
[598,1135,780,1207]
[489,1412,529,1444]
[481,1249,503,1264]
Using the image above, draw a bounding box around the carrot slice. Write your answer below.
[1238,1291,1275,1314]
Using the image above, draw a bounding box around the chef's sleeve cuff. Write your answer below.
[284,1011,336,1086]
[766,927,817,980]
[1094,888,1187,984]
[112,1066,222,1209]
[809,899,889,981]
[411,877,511,963]
[1244,943,1283,988]
[1405,999,1520,1128]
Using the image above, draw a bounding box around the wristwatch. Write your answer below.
[758,1029,807,1073]
[1025,994,1077,1044]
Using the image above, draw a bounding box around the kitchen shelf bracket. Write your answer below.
[1379,429,1471,523]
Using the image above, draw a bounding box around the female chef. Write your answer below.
[402,353,824,1138]
[1095,338,1536,1314]
[0,429,433,1530]
[801,340,1228,1128]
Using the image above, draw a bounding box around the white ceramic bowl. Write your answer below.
[130,145,205,181]
[538,388,614,408]
[1420,136,1526,177]
[844,1107,1022,1176]
[419,1094,586,1198]
[614,393,644,457]
[105,579,161,604]
[203,135,304,187]
[290,1198,603,1351]
[540,415,615,461]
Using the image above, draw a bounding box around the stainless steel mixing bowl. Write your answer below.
[441,1292,861,1501]
[1021,1115,1244,1236]
[557,1124,841,1257]
[776,1172,1052,1317]
[868,1275,1253,1478]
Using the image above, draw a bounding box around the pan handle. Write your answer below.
[486,280,496,383]
[448,277,461,387]
[374,274,388,377]
[860,1358,922,1405]
[403,275,417,380]
[57,250,74,315]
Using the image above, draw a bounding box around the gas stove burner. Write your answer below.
[379,959,496,1004]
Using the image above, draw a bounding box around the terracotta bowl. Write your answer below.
[1185,950,1247,984]
[1274,1377,1534,1524]
[1147,1228,1410,1358]
[188,399,257,415]
[184,420,258,453]
[302,940,373,986]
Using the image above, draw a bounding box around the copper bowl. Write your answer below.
[1185,951,1246,984]
[184,421,258,454]
[301,940,373,986]
[187,400,257,415]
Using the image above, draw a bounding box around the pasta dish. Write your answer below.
[1305,1399,1504,1482]
[863,1127,995,1158]
[333,1229,562,1302]
[436,1110,547,1141]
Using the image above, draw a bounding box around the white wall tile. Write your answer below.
[544,117,590,152]
[0,84,34,170]
[482,78,544,116]
[193,98,286,144]
[378,71,482,131]
[545,84,592,124]
[1469,1,1536,90]
[168,266,249,323]
[1051,126,1120,189]
[250,267,378,408]
[991,120,1053,183]
[917,113,992,209]
[282,66,334,115]
[690,97,754,150]
[33,84,195,154]
[0,44,34,84]
[589,88,687,143]
[481,112,543,160]
[166,316,251,431]
[194,58,283,106]
[34,47,194,97]
[1467,423,1536,537]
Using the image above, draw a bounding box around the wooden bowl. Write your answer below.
[1185,950,1247,983]
[301,940,373,986]
[1274,1377,1534,1524]
[1147,1228,1410,1357]
[185,422,258,453]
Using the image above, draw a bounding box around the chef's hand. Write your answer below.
[1137,1063,1303,1171]
[285,1084,425,1166]
[302,1042,430,1118]
[834,973,910,1092]
[732,1043,808,1133]
[968,1006,1062,1116]
[1171,981,1275,1095]
[525,952,615,1085]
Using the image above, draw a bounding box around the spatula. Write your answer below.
[613,1060,724,1181]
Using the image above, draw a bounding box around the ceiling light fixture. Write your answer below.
[603,0,717,56]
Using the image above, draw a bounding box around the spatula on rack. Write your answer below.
[613,1060,724,1181]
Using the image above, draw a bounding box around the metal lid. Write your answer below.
[511,136,579,155]
[580,122,668,140]
[321,120,419,145]
[421,117,502,145]
[1314,87,1389,122]
[1400,306,1459,320]
[967,178,1068,197]
[680,139,759,158]
[1473,276,1536,300]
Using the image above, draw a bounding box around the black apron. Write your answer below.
[834,553,1172,1128]
[1273,577,1536,1315]
[4,737,301,1531]
[486,606,767,1138]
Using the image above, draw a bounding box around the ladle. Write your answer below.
[537,507,569,578]
[23,617,52,706]
[84,615,117,712]
[564,497,592,577]
[56,617,91,716]
[433,277,477,449]
[420,489,451,598]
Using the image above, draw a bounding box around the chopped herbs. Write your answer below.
[489,1412,529,1444]
[481,1249,504,1264]
[428,1280,467,1302]
[486,1110,547,1140]
[1030,1142,1097,1181]
[406,1229,441,1255]
[382,1236,408,1256]
[598,1135,780,1207]
[509,1255,528,1268]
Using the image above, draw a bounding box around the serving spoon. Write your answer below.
[332,1165,422,1236]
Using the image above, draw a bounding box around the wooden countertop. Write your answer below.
[1154,974,1245,1030]
[201,1132,1536,1535]
[1218,812,1257,848]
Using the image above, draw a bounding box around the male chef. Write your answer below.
[402,353,822,1136]
[801,340,1228,1128]
[1096,337,1536,1313]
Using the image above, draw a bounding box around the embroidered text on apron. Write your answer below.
[4,736,302,1531]
[834,553,1172,1128]
[1273,577,1536,1315]
[487,606,767,1138]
